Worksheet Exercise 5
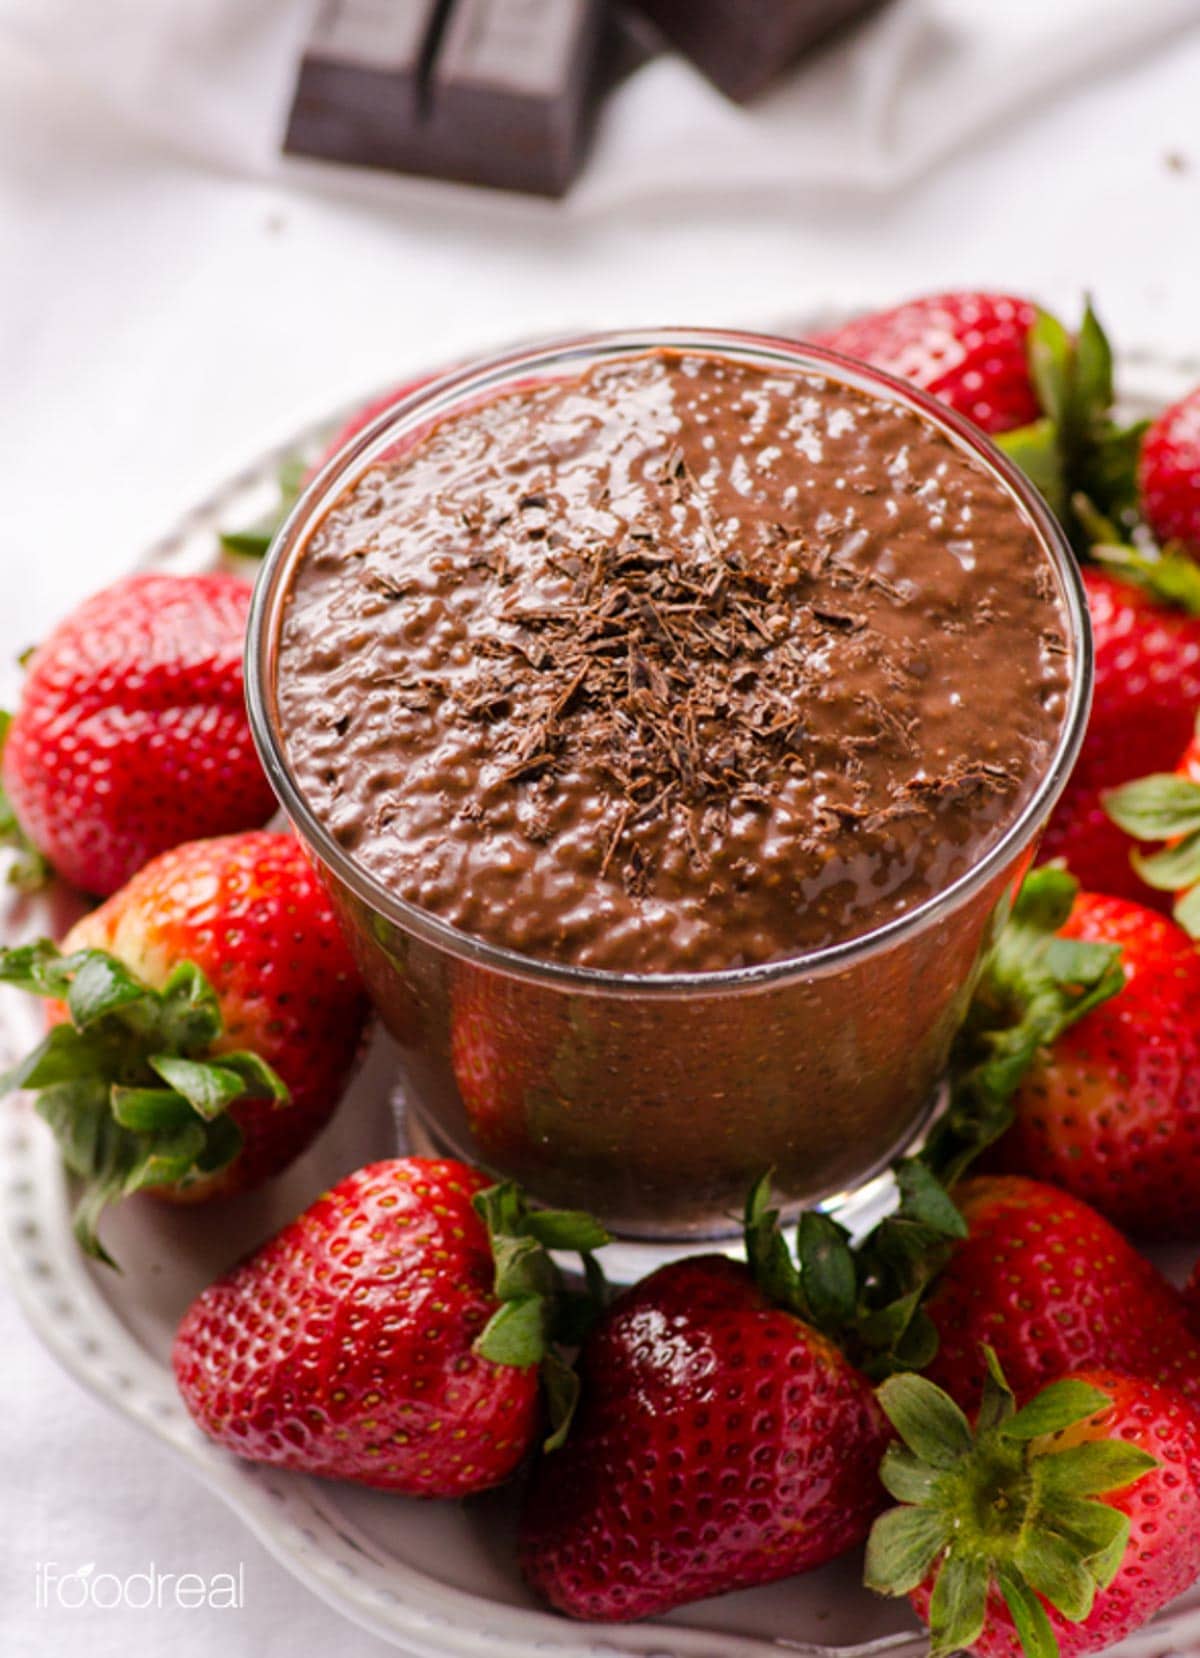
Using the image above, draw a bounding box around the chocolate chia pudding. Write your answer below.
[277,350,1071,975]
[253,333,1087,1236]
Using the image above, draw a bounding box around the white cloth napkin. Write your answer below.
[2,0,1198,212]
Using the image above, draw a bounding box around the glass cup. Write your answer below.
[246,329,1092,1246]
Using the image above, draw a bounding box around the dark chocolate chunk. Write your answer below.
[626,0,889,103]
[283,0,605,197]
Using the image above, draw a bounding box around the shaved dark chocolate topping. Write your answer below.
[277,351,1072,974]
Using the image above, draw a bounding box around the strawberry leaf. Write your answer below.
[877,1373,974,1468]
[894,1159,968,1238]
[0,710,52,893]
[927,1550,989,1658]
[863,1353,1156,1658]
[998,1566,1059,1658]
[474,1295,547,1369]
[1073,301,1113,414]
[1039,1443,1158,1499]
[110,1086,195,1132]
[193,1113,243,1176]
[471,1181,610,1414]
[148,1055,260,1120]
[1028,309,1074,430]
[1131,830,1200,892]
[795,1211,857,1331]
[1105,773,1200,840]
[218,453,306,559]
[1091,536,1200,614]
[521,1208,611,1255]
[1003,1381,1112,1442]
[878,1444,944,1507]
[1015,1527,1096,1621]
[998,302,1145,544]
[540,1350,582,1454]
[123,1121,209,1192]
[67,953,150,1029]
[976,1344,1017,1433]
[210,1049,290,1101]
[0,940,285,1263]
[998,419,1065,519]
[862,1505,948,1596]
[922,866,1124,1190]
[743,1171,806,1314]
[1174,882,1200,939]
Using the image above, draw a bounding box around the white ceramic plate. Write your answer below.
[3,341,1200,1658]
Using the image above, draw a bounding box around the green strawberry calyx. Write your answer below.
[864,1349,1157,1658]
[218,452,307,560]
[1074,492,1200,614]
[0,939,289,1266]
[743,1161,968,1380]
[748,867,1123,1378]
[471,1181,610,1452]
[922,864,1126,1189]
[0,711,52,893]
[995,300,1148,549]
[1105,744,1200,937]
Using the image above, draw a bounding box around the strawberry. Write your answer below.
[219,375,441,559]
[817,297,1143,544]
[1139,384,1200,553]
[991,893,1200,1236]
[308,375,440,481]
[865,1354,1200,1658]
[0,572,278,896]
[1105,724,1200,937]
[1182,723,1200,784]
[173,1158,609,1498]
[1039,567,1200,905]
[0,831,369,1260]
[1184,1262,1200,1341]
[814,292,1040,434]
[922,1176,1200,1414]
[448,969,545,1166]
[518,1185,889,1620]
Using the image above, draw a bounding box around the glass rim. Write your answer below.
[245,326,1094,998]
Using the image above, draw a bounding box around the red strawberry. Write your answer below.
[1139,385,1200,553]
[923,1176,1200,1413]
[308,375,440,481]
[1184,1263,1200,1340]
[173,1158,589,1498]
[219,375,446,560]
[1,572,277,896]
[519,1250,888,1620]
[866,1357,1200,1658]
[814,291,1040,434]
[0,832,369,1258]
[1039,568,1200,904]
[992,893,1200,1237]
[1182,725,1200,783]
[448,969,545,1166]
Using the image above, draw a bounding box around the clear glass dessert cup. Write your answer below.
[246,328,1093,1251]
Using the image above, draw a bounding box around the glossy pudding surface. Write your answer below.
[277,349,1071,975]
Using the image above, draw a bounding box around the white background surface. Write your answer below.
[4,5,1200,1654]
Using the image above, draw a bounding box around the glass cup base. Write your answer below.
[394,1070,951,1286]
